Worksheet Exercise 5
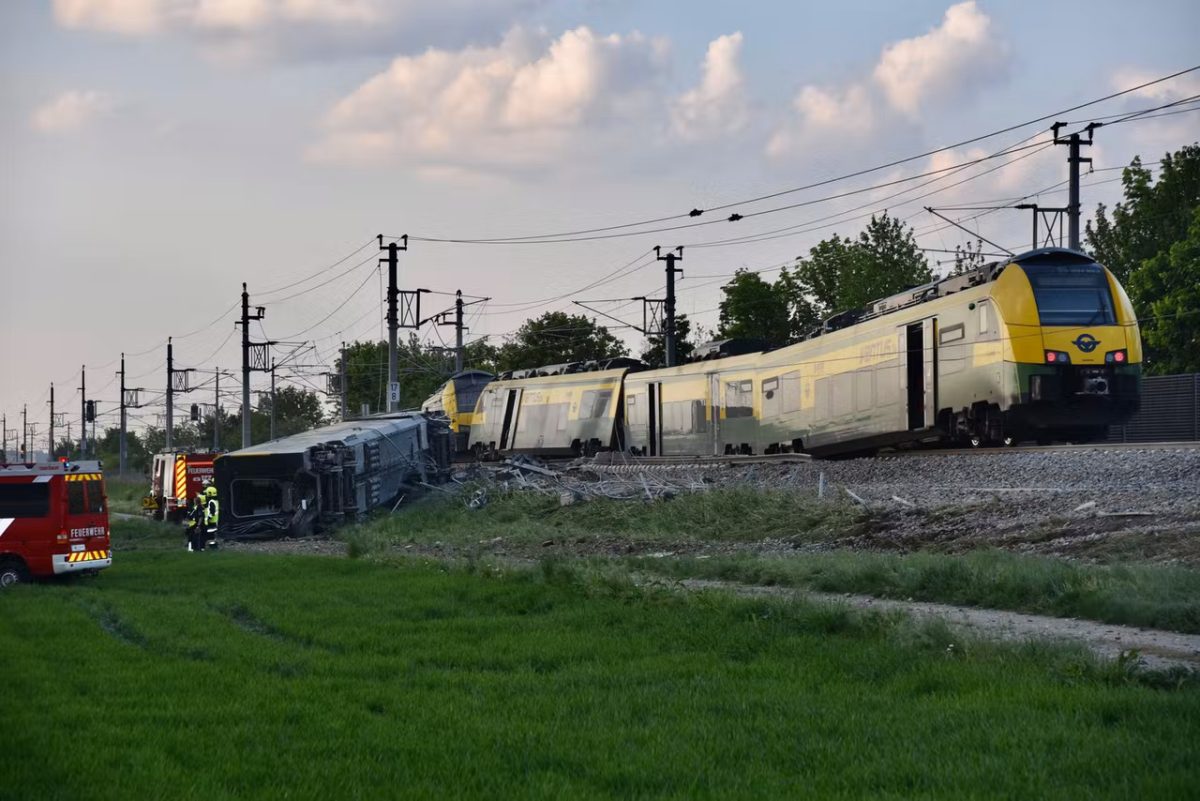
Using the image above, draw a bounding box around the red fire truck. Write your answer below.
[143,451,217,521]
[0,460,112,586]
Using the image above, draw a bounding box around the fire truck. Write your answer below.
[143,451,217,521]
[0,460,112,586]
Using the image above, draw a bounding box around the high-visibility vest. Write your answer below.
[205,498,220,527]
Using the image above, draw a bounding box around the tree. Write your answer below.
[784,212,932,322]
[641,313,696,368]
[1127,206,1200,374]
[256,385,325,439]
[1086,145,1200,285]
[717,271,792,348]
[495,312,628,372]
[1085,144,1200,372]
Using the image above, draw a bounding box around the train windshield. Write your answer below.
[1023,262,1116,326]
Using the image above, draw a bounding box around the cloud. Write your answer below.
[768,2,1007,160]
[31,90,114,133]
[1110,67,1200,103]
[671,32,748,140]
[309,26,673,169]
[52,0,543,60]
[765,83,876,159]
[873,1,1005,118]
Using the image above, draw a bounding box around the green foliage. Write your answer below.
[495,311,627,372]
[718,213,931,348]
[3,548,1197,799]
[1086,145,1200,373]
[717,270,794,347]
[1086,146,1200,286]
[1128,206,1200,373]
[336,334,498,417]
[255,384,325,438]
[784,212,933,321]
[640,313,696,367]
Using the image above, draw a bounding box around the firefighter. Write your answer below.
[203,485,220,549]
[184,494,205,552]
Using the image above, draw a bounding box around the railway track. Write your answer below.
[458,440,1200,474]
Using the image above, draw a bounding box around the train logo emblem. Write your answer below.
[1072,333,1100,353]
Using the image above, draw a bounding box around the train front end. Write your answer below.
[992,248,1142,441]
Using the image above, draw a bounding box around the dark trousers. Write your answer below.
[187,524,205,551]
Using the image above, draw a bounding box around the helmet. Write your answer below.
[205,486,218,498]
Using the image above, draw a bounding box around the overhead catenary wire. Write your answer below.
[385,66,1200,245]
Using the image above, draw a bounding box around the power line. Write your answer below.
[387,65,1199,245]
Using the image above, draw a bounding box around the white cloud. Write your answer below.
[31,90,114,134]
[671,32,748,140]
[766,83,878,160]
[768,2,1007,160]
[310,26,672,169]
[873,1,1005,118]
[52,0,541,60]
[1110,67,1200,103]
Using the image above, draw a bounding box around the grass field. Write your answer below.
[2,533,1199,799]
[337,490,1200,635]
[632,551,1200,635]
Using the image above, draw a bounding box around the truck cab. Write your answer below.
[0,460,112,586]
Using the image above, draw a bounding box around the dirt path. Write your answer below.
[673,578,1200,672]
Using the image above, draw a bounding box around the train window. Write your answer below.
[68,482,87,514]
[232,479,288,517]
[579,389,611,419]
[977,303,991,336]
[725,380,754,418]
[940,323,965,344]
[0,483,50,518]
[692,400,708,434]
[1023,262,1116,326]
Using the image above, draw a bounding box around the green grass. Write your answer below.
[2,548,1198,799]
[104,476,149,515]
[632,550,1200,634]
[343,487,868,549]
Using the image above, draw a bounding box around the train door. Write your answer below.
[499,388,522,450]
[901,319,938,430]
[646,382,662,456]
[708,373,721,456]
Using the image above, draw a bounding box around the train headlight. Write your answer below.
[1105,349,1128,364]
[1045,350,1070,364]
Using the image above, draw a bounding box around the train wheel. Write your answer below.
[968,433,986,448]
[1001,434,1018,447]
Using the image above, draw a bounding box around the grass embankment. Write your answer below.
[2,545,1198,799]
[339,489,1200,634]
[342,487,868,551]
[634,551,1200,635]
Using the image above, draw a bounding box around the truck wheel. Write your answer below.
[0,559,28,588]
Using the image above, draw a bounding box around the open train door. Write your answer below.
[646,382,662,456]
[708,373,721,456]
[498,388,522,450]
[901,319,938,430]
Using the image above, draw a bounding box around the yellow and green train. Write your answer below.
[420,370,495,453]
[452,248,1141,458]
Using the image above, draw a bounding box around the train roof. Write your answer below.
[219,413,428,458]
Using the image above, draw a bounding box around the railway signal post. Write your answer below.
[655,246,684,367]
[1053,122,1096,250]
[238,283,268,448]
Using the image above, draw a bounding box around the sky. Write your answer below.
[2,0,1198,447]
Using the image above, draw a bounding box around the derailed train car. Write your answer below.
[462,248,1142,459]
[214,413,451,538]
[421,370,494,453]
[469,358,643,457]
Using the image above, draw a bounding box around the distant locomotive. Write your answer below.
[455,248,1141,458]
[421,370,494,453]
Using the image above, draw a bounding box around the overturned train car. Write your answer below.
[214,413,452,539]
